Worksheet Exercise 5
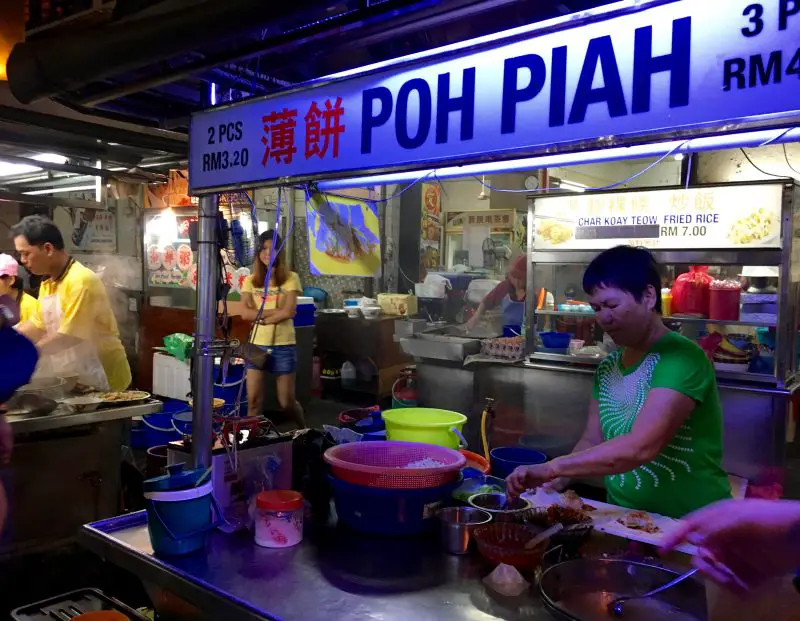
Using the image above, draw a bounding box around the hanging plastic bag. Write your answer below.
[164,333,194,361]
[671,266,713,317]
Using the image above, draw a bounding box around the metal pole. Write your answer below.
[192,194,217,469]
[285,187,295,270]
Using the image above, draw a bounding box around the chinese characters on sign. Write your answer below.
[446,210,514,231]
[262,98,346,167]
[305,97,345,160]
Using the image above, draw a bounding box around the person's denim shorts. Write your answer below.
[246,344,297,376]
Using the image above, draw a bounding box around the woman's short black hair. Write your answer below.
[583,245,662,314]
[10,215,65,250]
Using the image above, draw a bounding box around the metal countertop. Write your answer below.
[80,512,556,621]
[7,400,162,434]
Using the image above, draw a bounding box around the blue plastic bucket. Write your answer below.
[330,475,458,536]
[213,362,246,409]
[172,410,193,435]
[144,480,214,556]
[490,446,548,479]
[131,400,187,449]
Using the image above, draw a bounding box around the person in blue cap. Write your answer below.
[0,294,39,533]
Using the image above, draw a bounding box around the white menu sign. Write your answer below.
[533,184,784,251]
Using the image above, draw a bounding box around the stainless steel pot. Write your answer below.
[539,559,707,621]
[438,506,492,555]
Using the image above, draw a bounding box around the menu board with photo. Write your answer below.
[533,185,784,251]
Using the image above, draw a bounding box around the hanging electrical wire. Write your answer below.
[758,127,795,147]
[740,148,790,179]
[783,144,800,178]
[471,140,689,194]
[684,152,693,190]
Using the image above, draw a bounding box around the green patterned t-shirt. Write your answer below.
[593,331,731,519]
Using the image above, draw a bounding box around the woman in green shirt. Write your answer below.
[508,246,731,518]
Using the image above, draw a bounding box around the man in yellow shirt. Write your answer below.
[12,215,131,391]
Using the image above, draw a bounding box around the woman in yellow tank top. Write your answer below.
[240,231,306,428]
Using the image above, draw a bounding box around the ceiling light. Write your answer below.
[31,153,68,164]
[0,162,41,177]
[23,185,98,196]
[0,153,69,178]
[673,153,684,161]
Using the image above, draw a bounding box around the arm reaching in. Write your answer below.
[507,399,604,496]
[506,388,694,495]
[661,499,800,592]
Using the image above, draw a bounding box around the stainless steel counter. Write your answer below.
[80,512,555,621]
[2,401,163,558]
[7,400,163,434]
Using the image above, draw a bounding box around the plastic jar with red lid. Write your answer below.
[709,280,742,321]
[255,490,304,548]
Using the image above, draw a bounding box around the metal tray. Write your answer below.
[399,334,480,361]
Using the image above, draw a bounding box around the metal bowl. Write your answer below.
[473,522,548,571]
[539,559,707,621]
[63,396,104,413]
[17,377,67,400]
[468,492,532,522]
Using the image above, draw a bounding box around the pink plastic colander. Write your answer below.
[324,441,466,489]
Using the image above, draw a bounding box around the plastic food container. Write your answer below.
[709,280,742,321]
[661,288,672,317]
[255,490,304,548]
[539,332,572,349]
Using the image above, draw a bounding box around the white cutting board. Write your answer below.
[521,493,698,555]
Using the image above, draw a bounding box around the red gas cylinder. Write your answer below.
[391,366,418,408]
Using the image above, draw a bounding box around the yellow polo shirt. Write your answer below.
[18,292,38,325]
[30,260,131,391]
[241,271,301,346]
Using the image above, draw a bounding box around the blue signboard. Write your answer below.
[189,0,800,192]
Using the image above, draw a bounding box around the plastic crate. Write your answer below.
[11,588,148,621]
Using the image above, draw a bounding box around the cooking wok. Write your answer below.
[5,393,59,418]
[539,559,707,621]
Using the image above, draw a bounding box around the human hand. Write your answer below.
[541,477,570,493]
[506,462,557,497]
[0,413,11,464]
[661,500,800,592]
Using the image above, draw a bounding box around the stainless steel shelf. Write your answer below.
[527,354,778,384]
[534,310,776,328]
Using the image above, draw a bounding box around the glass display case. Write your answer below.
[525,181,800,387]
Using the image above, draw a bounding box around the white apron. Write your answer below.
[37,289,110,391]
